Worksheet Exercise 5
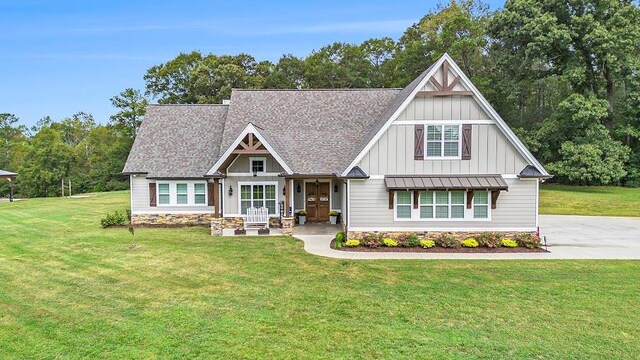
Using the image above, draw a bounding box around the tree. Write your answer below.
[264,54,306,89]
[304,42,371,88]
[110,88,148,138]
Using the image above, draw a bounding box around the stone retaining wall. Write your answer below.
[131,213,216,226]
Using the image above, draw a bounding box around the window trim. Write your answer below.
[393,189,490,222]
[249,157,267,175]
[238,181,279,216]
[156,181,209,207]
[424,124,462,160]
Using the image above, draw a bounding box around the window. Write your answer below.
[396,191,412,219]
[419,191,465,219]
[426,125,460,158]
[240,183,277,215]
[250,157,266,174]
[194,183,206,205]
[176,183,188,204]
[158,184,170,205]
[473,191,489,219]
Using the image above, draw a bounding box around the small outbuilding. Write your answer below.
[0,170,17,202]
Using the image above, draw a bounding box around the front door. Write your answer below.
[305,182,330,222]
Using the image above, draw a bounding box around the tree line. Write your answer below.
[1,0,639,198]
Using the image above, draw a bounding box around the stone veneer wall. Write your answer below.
[220,217,281,229]
[131,213,217,226]
[346,230,532,241]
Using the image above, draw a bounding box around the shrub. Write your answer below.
[335,231,345,242]
[407,234,419,247]
[345,239,360,247]
[329,210,339,216]
[476,232,504,248]
[420,239,435,248]
[435,233,460,248]
[361,234,382,248]
[100,211,127,228]
[514,233,541,248]
[383,238,398,247]
[461,238,479,248]
[502,238,518,248]
[297,210,308,216]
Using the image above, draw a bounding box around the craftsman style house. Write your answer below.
[123,54,550,237]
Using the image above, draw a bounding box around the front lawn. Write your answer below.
[540,184,640,217]
[1,191,639,359]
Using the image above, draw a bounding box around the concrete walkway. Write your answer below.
[294,215,640,260]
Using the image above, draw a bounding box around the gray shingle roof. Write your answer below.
[122,104,228,178]
[220,89,401,174]
[518,165,553,179]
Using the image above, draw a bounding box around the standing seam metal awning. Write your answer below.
[384,175,508,191]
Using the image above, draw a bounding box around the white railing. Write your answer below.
[244,207,269,229]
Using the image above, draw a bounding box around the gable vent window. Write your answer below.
[426,125,460,159]
[250,157,266,175]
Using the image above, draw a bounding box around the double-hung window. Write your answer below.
[395,191,412,219]
[426,125,460,158]
[176,183,188,205]
[419,191,464,219]
[158,184,170,205]
[156,182,207,206]
[473,191,489,219]
[240,183,277,215]
[194,183,206,205]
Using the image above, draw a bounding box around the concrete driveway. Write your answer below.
[540,215,640,259]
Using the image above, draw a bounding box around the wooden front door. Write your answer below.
[305,182,330,222]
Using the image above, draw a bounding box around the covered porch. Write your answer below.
[281,174,346,226]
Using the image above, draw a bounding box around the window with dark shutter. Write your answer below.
[461,124,472,160]
[414,124,424,160]
[149,183,157,207]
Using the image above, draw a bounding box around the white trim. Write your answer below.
[156,181,209,207]
[341,53,549,177]
[369,175,385,180]
[535,179,540,228]
[132,210,214,215]
[501,174,519,179]
[349,226,538,232]
[129,176,134,212]
[226,172,281,177]
[347,179,351,229]
[207,123,293,175]
[393,120,494,125]
[237,181,279,216]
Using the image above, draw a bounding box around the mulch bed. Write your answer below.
[330,239,548,253]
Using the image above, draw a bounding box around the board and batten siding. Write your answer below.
[397,96,490,121]
[224,175,284,215]
[358,124,528,175]
[130,175,214,214]
[227,154,284,174]
[348,178,537,231]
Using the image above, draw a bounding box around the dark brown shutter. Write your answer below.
[414,125,424,160]
[413,191,419,209]
[462,124,472,160]
[149,183,157,207]
[388,190,394,209]
[207,182,215,206]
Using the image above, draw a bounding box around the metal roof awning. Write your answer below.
[384,175,509,191]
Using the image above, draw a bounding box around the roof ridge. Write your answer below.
[231,88,402,92]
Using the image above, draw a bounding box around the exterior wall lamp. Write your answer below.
[334,184,338,193]
[296,184,301,193]
[228,185,233,196]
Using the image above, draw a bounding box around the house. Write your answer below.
[122,54,551,238]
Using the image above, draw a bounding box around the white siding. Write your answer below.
[349,178,537,231]
[358,124,528,175]
[130,176,214,214]
[396,97,489,121]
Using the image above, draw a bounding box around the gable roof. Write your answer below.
[341,53,550,177]
[0,169,16,177]
[218,89,401,175]
[122,104,228,178]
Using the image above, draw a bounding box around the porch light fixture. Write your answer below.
[296,184,301,193]
[228,185,233,196]
[334,184,338,193]
[315,179,319,186]
[282,186,286,196]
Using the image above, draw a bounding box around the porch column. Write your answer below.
[284,179,290,216]
[213,178,220,217]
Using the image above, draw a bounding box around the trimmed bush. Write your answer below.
[345,239,360,247]
[100,211,127,228]
[335,231,345,242]
[514,233,541,248]
[383,238,398,247]
[461,238,479,248]
[435,233,460,248]
[476,232,504,248]
[420,239,435,248]
[502,238,518,248]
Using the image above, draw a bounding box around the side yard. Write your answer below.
[0,191,639,358]
[540,184,640,217]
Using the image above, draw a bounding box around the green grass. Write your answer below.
[540,184,640,217]
[1,191,639,359]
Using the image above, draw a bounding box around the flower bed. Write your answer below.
[331,231,547,253]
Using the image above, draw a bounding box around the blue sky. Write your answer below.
[1,0,505,127]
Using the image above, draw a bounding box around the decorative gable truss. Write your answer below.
[342,53,550,177]
[207,123,293,176]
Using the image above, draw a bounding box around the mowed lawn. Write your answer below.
[540,184,640,217]
[1,192,639,359]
